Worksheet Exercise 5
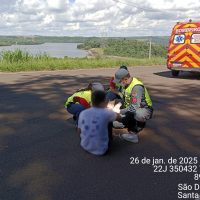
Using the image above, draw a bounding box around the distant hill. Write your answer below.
[77,39,168,59]
[0,36,170,46]
[125,36,170,45]
[0,36,100,46]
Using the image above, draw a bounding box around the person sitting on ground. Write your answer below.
[78,90,122,155]
[107,66,128,103]
[65,82,104,126]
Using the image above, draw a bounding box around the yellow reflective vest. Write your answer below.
[122,78,152,108]
[65,90,92,109]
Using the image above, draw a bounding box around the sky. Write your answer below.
[0,0,200,37]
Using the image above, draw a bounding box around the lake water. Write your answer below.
[0,43,88,58]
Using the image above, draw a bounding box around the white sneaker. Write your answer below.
[122,133,138,143]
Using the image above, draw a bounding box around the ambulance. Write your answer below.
[167,20,200,76]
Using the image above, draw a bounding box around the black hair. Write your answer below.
[92,91,107,107]
[120,65,128,70]
[76,83,92,93]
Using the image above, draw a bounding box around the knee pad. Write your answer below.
[135,109,149,122]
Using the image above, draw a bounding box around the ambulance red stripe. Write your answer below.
[187,44,200,56]
[169,44,187,60]
[186,54,200,66]
[173,51,187,63]
[184,60,195,68]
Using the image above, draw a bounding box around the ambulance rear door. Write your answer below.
[185,32,200,69]
[169,32,188,68]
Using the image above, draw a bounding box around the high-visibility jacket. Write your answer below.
[107,75,122,93]
[65,90,92,109]
[122,78,152,108]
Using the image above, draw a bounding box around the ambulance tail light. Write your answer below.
[167,63,172,69]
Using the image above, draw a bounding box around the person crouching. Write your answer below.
[65,82,104,127]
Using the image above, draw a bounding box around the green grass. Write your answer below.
[0,49,50,63]
[93,48,104,54]
[0,49,166,72]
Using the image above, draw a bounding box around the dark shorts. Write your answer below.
[113,108,154,133]
[103,122,113,155]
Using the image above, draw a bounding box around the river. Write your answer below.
[0,43,88,58]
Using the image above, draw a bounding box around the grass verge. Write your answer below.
[0,49,166,72]
[93,48,104,55]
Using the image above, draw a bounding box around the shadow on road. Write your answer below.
[154,70,200,80]
[0,74,111,200]
[0,71,200,200]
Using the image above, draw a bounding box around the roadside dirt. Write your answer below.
[86,48,136,60]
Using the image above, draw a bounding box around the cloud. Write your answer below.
[0,0,200,36]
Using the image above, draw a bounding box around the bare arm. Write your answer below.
[78,128,81,133]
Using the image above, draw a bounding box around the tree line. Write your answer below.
[0,36,170,47]
[0,36,101,46]
[77,39,168,59]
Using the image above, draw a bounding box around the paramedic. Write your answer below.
[111,69,154,143]
[65,82,104,125]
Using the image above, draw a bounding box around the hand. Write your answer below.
[118,92,123,99]
[107,100,115,109]
[112,107,120,114]
[114,102,122,109]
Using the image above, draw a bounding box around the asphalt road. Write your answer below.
[0,66,200,200]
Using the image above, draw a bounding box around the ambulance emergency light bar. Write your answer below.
[177,19,195,24]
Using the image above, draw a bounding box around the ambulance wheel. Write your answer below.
[171,70,179,77]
